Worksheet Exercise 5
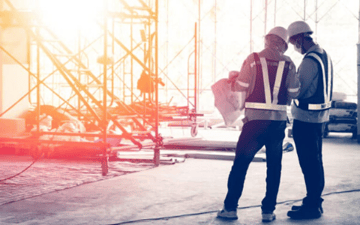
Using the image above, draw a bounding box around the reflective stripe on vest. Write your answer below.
[294,99,331,110]
[235,80,250,88]
[295,52,332,111]
[245,57,287,111]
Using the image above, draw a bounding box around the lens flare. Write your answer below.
[37,0,104,35]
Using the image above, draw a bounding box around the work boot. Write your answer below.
[262,211,276,222]
[291,204,323,214]
[217,208,238,220]
[287,206,322,220]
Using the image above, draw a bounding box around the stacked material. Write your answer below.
[324,101,358,138]
[0,118,26,138]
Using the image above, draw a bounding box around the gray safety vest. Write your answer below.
[294,51,333,110]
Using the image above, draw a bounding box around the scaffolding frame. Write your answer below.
[0,0,162,175]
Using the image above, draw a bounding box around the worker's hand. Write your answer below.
[228,71,239,91]
[228,71,239,82]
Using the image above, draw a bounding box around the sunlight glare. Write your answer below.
[38,0,104,33]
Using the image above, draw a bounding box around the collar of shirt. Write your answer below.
[259,47,283,60]
[305,44,323,54]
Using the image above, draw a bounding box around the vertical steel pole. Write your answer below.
[315,0,318,42]
[274,0,277,26]
[357,0,360,143]
[36,28,40,135]
[154,0,161,165]
[195,23,198,112]
[165,0,169,101]
[213,0,217,84]
[102,0,109,175]
[28,1,33,104]
[77,30,81,118]
[250,0,253,53]
[197,0,201,113]
[264,0,267,35]
[130,17,134,104]
[35,27,41,159]
[188,23,197,111]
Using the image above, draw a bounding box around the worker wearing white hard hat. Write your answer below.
[266,26,289,51]
[217,26,300,222]
[286,20,333,220]
[288,20,313,39]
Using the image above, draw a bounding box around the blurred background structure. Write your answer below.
[0,0,359,175]
[158,0,358,108]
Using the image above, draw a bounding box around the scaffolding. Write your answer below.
[0,0,207,175]
[0,0,162,175]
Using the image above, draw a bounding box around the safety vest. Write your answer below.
[294,51,333,111]
[245,53,290,111]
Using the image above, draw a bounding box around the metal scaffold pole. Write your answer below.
[357,0,360,143]
[197,0,201,113]
[153,0,161,166]
[101,0,109,176]
[250,0,253,53]
[264,0,268,35]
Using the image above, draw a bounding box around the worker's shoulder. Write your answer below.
[241,52,258,65]
[305,44,325,56]
[281,55,294,63]
[245,52,257,60]
[259,48,294,63]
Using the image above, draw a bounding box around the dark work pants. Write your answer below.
[292,119,325,207]
[224,120,286,212]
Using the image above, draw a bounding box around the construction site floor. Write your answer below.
[0,128,359,225]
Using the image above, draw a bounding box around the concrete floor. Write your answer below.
[0,128,360,225]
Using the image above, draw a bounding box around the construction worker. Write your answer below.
[217,26,300,222]
[286,21,333,220]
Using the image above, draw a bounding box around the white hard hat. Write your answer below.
[287,21,313,41]
[266,26,288,45]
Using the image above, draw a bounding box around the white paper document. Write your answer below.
[211,78,246,126]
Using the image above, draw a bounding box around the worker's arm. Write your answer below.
[286,59,301,100]
[294,57,319,100]
[231,54,255,94]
